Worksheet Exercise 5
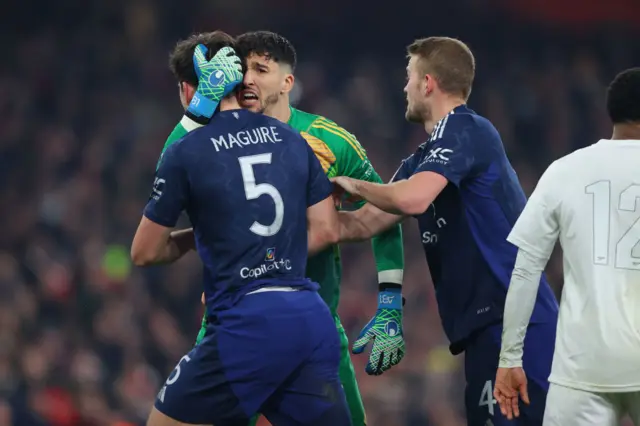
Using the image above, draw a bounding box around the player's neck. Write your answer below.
[611,123,640,140]
[219,96,242,112]
[265,99,292,123]
[424,97,465,134]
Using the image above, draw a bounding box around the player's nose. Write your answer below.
[242,72,255,86]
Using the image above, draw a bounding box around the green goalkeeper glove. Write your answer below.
[185,44,243,124]
[352,285,406,375]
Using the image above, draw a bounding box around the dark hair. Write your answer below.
[607,68,640,124]
[407,37,475,100]
[169,31,236,86]
[236,31,297,72]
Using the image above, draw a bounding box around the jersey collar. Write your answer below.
[287,105,296,126]
[427,104,475,142]
[453,104,473,115]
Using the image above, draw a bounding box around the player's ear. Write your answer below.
[281,73,294,95]
[423,74,433,96]
[425,74,441,97]
[180,81,197,109]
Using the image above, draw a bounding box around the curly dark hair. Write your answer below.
[236,31,297,72]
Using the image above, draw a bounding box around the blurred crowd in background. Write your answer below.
[2,0,639,425]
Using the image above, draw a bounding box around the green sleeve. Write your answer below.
[163,122,188,153]
[335,135,405,285]
[158,117,201,170]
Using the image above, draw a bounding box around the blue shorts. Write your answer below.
[464,322,556,426]
[154,289,351,426]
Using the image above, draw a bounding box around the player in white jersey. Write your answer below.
[493,67,640,426]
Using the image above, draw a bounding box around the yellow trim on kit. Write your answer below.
[311,119,367,160]
[300,131,336,173]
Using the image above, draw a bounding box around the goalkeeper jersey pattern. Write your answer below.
[287,107,404,312]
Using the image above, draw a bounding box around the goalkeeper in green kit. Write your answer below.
[161,31,405,426]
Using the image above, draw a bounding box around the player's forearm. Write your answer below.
[337,211,372,242]
[351,168,405,282]
[160,228,195,264]
[348,179,404,215]
[169,227,196,258]
[350,179,424,216]
[371,224,404,285]
[307,226,339,256]
[141,228,195,265]
[499,248,547,368]
[338,205,403,242]
[307,231,329,256]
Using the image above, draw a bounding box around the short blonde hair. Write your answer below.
[407,37,475,100]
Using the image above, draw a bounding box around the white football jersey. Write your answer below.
[508,139,640,392]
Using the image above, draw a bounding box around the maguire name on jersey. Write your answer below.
[392,105,558,353]
[143,110,333,316]
[210,125,284,152]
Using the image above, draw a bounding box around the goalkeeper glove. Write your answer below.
[352,284,405,375]
[186,44,243,124]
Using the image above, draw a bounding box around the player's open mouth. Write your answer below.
[239,90,259,108]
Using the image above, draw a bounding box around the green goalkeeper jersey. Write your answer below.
[161,108,404,313]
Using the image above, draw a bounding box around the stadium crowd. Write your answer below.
[2,0,639,425]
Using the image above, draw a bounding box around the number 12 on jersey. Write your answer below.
[586,182,640,270]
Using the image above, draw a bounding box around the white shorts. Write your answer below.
[544,383,640,426]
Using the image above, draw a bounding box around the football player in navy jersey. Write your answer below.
[333,37,559,425]
[131,32,351,426]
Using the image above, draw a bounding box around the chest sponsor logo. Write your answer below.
[421,203,448,245]
[240,257,292,279]
[421,147,453,166]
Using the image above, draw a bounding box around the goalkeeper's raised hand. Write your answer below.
[352,286,405,375]
[186,44,243,124]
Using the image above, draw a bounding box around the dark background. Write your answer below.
[1,1,638,425]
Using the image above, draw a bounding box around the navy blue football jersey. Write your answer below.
[144,110,333,315]
[393,105,558,353]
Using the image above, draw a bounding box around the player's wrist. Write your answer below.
[379,283,405,309]
[498,356,523,369]
[186,92,219,124]
[378,285,403,310]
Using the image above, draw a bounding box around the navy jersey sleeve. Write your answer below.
[414,114,489,186]
[143,141,189,227]
[304,136,333,207]
[391,152,419,183]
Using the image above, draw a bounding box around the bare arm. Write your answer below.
[335,171,448,216]
[338,202,404,242]
[171,227,196,252]
[307,195,341,256]
[131,218,195,266]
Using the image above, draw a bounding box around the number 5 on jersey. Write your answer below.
[586,182,640,269]
[239,154,284,237]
